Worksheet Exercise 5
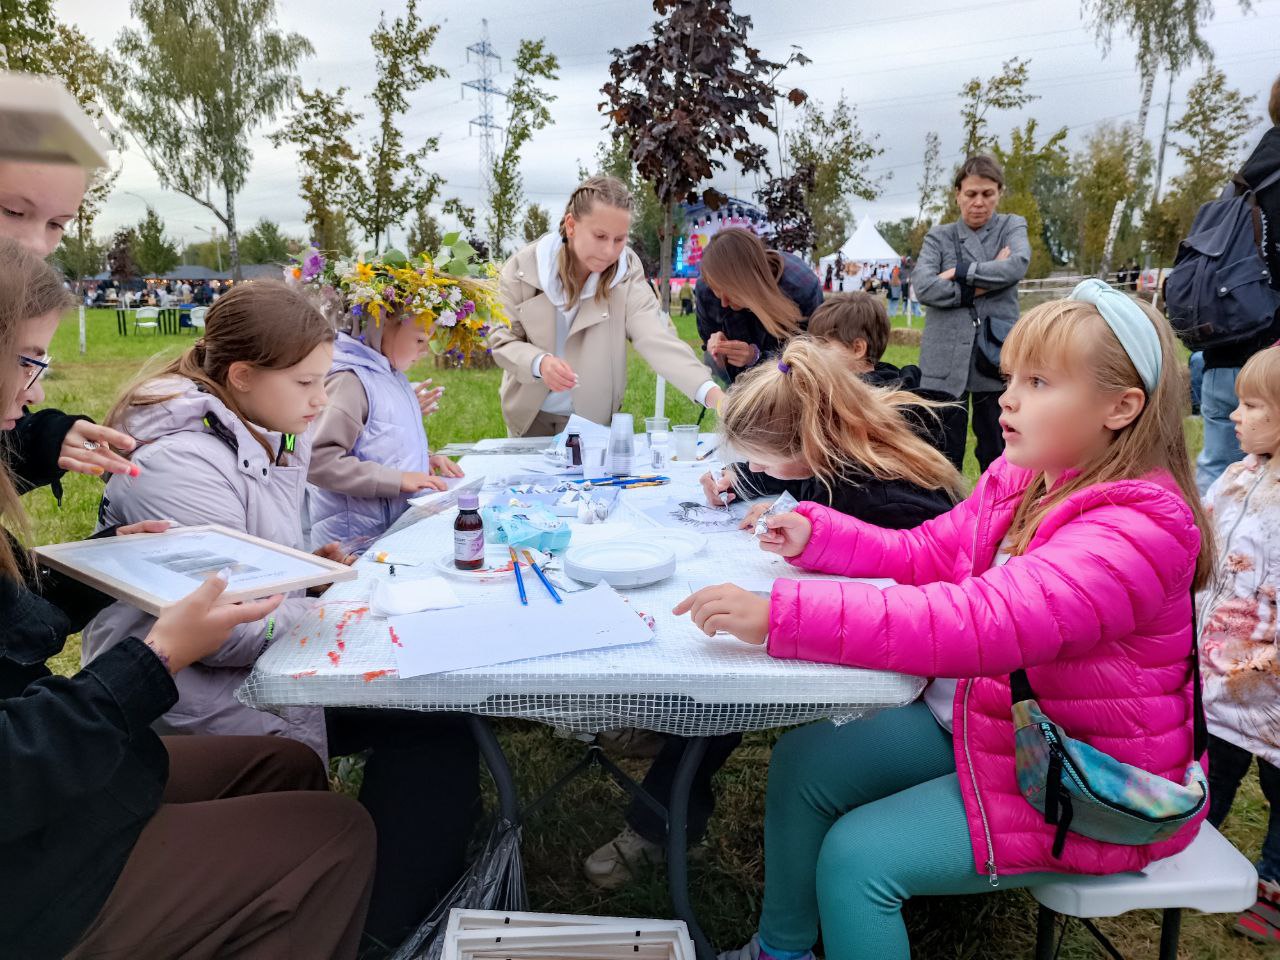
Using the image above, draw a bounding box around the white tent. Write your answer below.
[818,215,902,289]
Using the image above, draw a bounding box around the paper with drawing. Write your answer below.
[639,498,748,533]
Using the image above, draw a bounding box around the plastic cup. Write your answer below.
[582,441,609,480]
[672,424,699,461]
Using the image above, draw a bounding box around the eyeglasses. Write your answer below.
[19,354,51,390]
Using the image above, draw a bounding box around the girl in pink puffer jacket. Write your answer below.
[677,282,1213,960]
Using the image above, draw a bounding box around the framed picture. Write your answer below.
[34,524,357,617]
[0,73,112,167]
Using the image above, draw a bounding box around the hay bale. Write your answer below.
[889,327,923,348]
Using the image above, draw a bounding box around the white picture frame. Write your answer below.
[445,922,694,960]
[0,72,113,167]
[34,524,357,616]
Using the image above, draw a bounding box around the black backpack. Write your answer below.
[1164,167,1280,350]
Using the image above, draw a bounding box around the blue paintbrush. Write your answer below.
[509,546,528,605]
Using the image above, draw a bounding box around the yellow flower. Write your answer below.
[354,262,375,283]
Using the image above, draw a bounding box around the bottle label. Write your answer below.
[454,528,484,562]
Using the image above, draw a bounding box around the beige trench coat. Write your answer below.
[488,240,712,437]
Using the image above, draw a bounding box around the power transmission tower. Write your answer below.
[462,19,504,199]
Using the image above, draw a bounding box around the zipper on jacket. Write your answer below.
[962,677,1000,886]
[959,483,1000,885]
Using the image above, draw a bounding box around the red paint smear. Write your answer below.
[327,651,341,666]
[291,669,317,679]
[298,635,309,646]
[389,626,403,647]
[363,669,393,682]
[337,639,346,651]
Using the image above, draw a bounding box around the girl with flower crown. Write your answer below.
[307,290,465,549]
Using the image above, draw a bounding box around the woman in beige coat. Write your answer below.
[489,176,724,437]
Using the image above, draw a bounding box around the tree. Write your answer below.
[993,119,1069,278]
[522,204,551,244]
[270,87,361,253]
[1144,65,1257,264]
[601,0,806,310]
[786,95,882,258]
[1082,0,1253,275]
[238,218,297,264]
[959,57,1037,157]
[405,201,443,257]
[755,164,816,255]
[0,0,57,71]
[54,229,105,284]
[914,131,945,227]
[133,206,179,277]
[876,217,914,256]
[179,238,226,271]
[1071,121,1153,274]
[107,228,139,286]
[347,0,447,252]
[109,0,313,280]
[487,39,559,257]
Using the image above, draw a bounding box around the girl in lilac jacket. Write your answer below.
[678,282,1212,960]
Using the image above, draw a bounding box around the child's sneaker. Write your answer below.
[717,934,815,960]
[583,826,665,890]
[1236,878,1280,941]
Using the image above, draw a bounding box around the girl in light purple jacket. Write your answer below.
[83,281,480,949]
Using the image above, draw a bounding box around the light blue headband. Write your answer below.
[1069,278,1162,394]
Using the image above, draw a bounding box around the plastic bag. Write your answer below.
[480,504,573,554]
[389,819,527,960]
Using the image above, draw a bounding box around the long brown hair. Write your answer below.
[0,238,74,579]
[699,229,802,340]
[108,280,335,461]
[719,336,965,501]
[1001,297,1214,591]
[557,175,634,306]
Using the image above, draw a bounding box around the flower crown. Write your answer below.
[288,233,509,366]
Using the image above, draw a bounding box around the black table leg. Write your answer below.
[466,715,521,824]
[668,736,714,960]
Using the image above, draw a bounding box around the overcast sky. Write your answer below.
[59,0,1280,251]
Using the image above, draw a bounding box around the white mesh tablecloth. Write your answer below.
[240,440,924,736]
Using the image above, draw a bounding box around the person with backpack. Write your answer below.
[1166,74,1280,493]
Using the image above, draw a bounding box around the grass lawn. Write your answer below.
[34,308,1260,959]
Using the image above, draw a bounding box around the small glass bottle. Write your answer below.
[565,432,582,466]
[453,492,484,570]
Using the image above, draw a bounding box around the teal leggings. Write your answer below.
[759,702,1063,960]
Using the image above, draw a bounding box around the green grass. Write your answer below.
[34,308,1266,959]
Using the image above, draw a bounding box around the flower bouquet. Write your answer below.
[288,233,508,367]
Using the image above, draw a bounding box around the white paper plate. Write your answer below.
[629,528,706,559]
[434,546,547,582]
[563,540,677,588]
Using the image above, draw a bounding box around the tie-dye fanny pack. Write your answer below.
[1010,620,1208,857]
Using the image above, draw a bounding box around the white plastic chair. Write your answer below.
[1030,824,1257,959]
[134,306,160,335]
[188,306,208,332]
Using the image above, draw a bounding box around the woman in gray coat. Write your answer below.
[913,154,1030,472]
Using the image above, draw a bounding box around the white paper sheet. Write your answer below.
[389,583,655,677]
